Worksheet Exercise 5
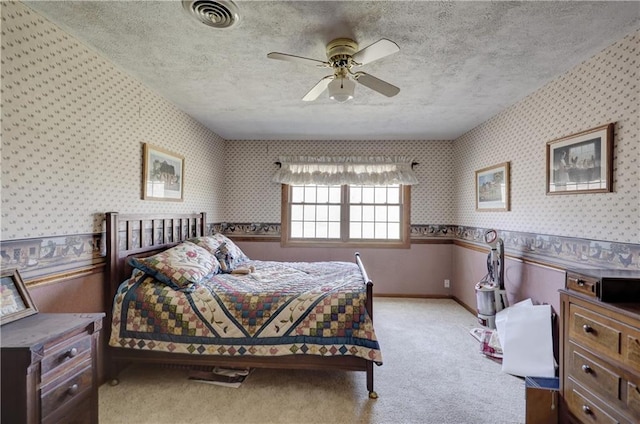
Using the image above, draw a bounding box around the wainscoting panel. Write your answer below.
[235,240,454,297]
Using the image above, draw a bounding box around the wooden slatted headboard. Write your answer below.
[104,212,206,319]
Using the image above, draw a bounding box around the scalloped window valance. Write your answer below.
[272,155,419,186]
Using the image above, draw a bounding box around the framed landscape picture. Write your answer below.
[546,123,613,195]
[476,162,510,211]
[1,269,37,325]
[142,143,184,201]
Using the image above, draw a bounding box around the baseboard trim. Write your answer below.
[374,293,452,299]
[451,296,476,316]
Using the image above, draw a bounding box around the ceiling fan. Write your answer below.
[267,38,400,103]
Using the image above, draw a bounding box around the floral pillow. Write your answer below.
[189,234,249,268]
[128,241,219,290]
[188,236,222,255]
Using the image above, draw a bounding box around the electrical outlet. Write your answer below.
[444,279,450,288]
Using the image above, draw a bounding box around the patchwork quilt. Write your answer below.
[110,260,382,363]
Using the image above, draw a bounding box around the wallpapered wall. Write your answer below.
[1,2,638,281]
[223,140,455,224]
[454,30,639,244]
[1,1,226,241]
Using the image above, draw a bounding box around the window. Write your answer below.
[282,184,410,247]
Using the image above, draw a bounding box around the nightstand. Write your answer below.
[1,313,104,424]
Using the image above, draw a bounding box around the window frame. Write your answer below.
[281,184,411,248]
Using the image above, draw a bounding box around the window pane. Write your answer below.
[350,222,361,238]
[375,205,387,221]
[303,205,316,220]
[388,186,400,202]
[316,205,328,221]
[350,205,362,221]
[362,205,375,222]
[375,223,387,239]
[291,186,304,203]
[329,186,341,203]
[349,186,362,204]
[388,223,400,239]
[328,222,340,238]
[362,186,374,203]
[317,186,329,203]
[316,222,328,238]
[388,205,400,222]
[291,205,303,220]
[375,187,387,203]
[291,221,303,238]
[304,186,316,203]
[328,205,341,221]
[303,222,315,238]
[362,222,375,238]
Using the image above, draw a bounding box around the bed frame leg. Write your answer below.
[104,352,124,387]
[366,361,378,399]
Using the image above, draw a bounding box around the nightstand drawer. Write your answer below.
[569,345,621,400]
[40,360,93,419]
[570,304,621,357]
[42,397,91,424]
[41,334,92,383]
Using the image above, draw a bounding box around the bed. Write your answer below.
[104,212,382,398]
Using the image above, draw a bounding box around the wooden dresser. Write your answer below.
[560,270,640,424]
[1,313,104,424]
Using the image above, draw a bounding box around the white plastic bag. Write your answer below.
[496,300,555,378]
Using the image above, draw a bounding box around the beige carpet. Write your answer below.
[99,298,525,423]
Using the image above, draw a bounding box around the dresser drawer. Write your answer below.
[624,328,640,370]
[40,360,93,419]
[566,379,620,424]
[569,304,621,358]
[628,381,640,417]
[569,344,621,401]
[567,272,598,298]
[41,333,92,384]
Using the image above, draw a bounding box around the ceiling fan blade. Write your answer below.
[352,39,399,65]
[267,52,329,68]
[302,76,334,101]
[353,72,400,97]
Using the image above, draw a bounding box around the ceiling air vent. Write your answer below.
[183,0,240,29]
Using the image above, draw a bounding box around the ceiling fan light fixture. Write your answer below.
[328,77,355,103]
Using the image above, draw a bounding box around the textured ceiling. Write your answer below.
[25,1,640,141]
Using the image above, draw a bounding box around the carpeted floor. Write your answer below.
[99,298,525,423]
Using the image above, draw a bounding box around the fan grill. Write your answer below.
[183,0,240,29]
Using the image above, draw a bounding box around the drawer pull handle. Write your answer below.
[582,324,593,333]
[577,279,585,287]
[68,383,79,395]
[67,347,78,358]
[582,405,592,415]
[581,364,592,374]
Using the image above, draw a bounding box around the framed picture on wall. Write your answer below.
[546,123,614,195]
[142,143,185,201]
[1,269,37,325]
[476,162,510,211]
